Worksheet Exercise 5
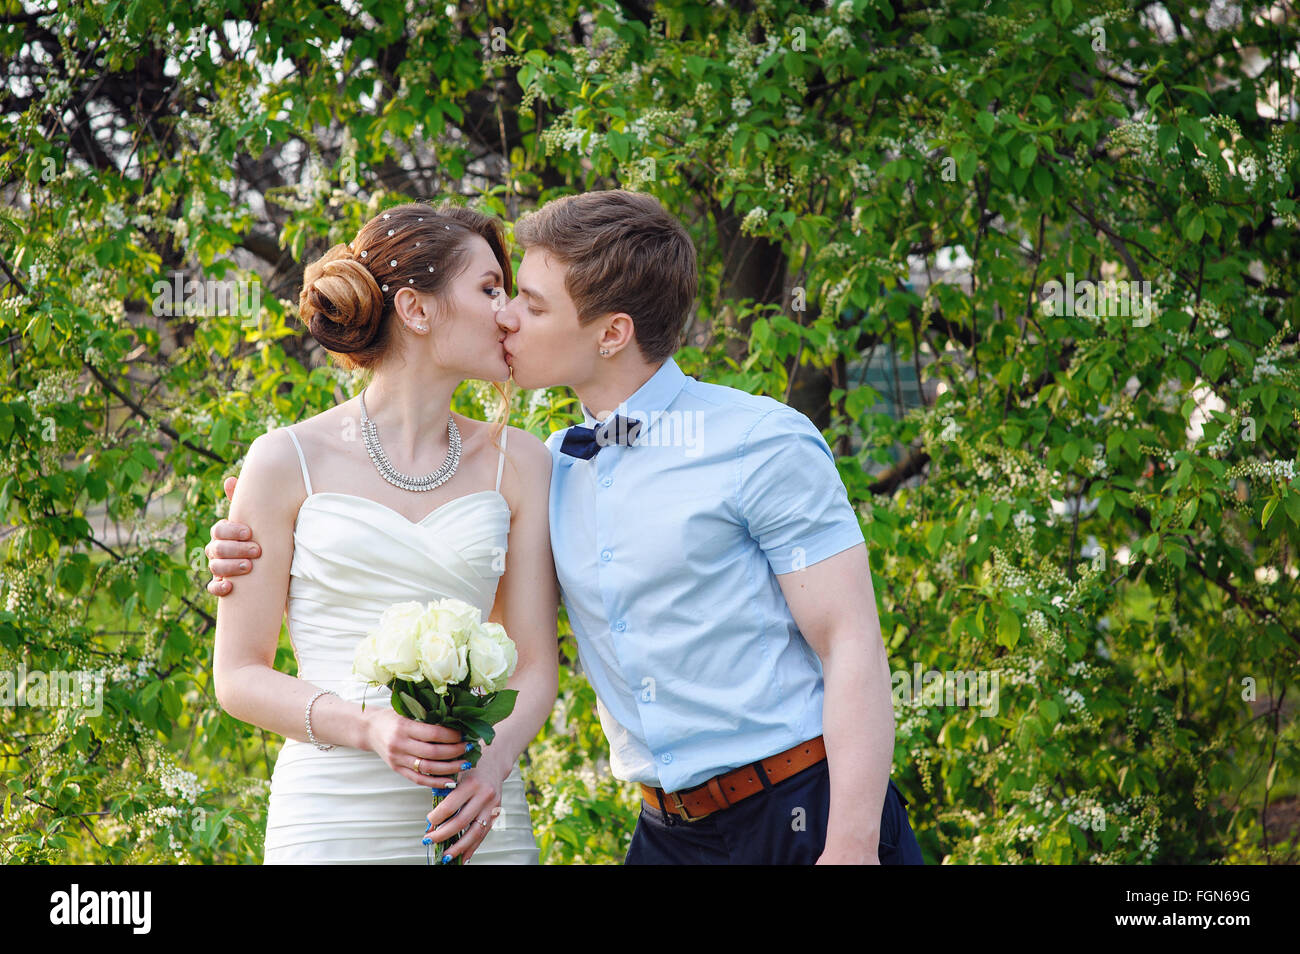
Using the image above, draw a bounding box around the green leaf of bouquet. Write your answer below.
[399,691,427,721]
[460,716,495,744]
[476,689,519,724]
[415,684,443,713]
[390,690,409,719]
[451,685,476,708]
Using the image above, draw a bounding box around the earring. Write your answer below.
[600,348,610,356]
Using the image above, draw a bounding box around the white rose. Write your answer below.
[467,622,517,692]
[417,628,469,694]
[429,598,483,647]
[371,601,425,682]
[352,632,393,685]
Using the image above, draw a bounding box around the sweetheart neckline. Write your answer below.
[296,489,509,528]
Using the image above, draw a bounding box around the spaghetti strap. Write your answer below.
[494,426,508,494]
[284,428,314,496]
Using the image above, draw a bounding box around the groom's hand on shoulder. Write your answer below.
[206,475,260,596]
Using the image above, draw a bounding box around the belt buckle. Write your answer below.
[665,790,700,822]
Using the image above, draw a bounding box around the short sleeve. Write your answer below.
[738,405,866,575]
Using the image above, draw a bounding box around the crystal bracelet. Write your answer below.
[305,689,339,751]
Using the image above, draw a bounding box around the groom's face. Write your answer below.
[497,248,599,391]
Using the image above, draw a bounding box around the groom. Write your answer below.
[206,190,923,865]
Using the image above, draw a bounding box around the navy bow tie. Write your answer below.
[559,415,643,460]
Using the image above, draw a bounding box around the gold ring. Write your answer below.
[413,757,422,774]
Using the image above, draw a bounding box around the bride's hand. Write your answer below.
[363,708,468,790]
[425,764,505,864]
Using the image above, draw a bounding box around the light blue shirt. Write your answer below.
[545,357,866,791]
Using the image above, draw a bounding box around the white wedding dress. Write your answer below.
[261,425,539,864]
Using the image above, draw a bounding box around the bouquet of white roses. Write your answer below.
[352,597,519,864]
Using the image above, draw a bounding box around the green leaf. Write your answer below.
[996,608,1021,649]
[1202,348,1228,381]
[476,689,518,724]
[140,569,164,613]
[1032,165,1052,198]
[1040,698,1059,724]
[399,691,427,721]
[209,417,231,453]
[1261,496,1279,529]
[1172,84,1212,103]
[459,716,495,744]
[1284,493,1300,527]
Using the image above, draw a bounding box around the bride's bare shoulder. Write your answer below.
[278,400,361,455]
[496,424,551,491]
[234,427,310,518]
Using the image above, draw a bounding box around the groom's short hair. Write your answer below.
[513,190,697,363]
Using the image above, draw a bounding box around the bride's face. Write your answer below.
[414,235,510,382]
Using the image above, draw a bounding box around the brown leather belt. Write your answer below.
[640,736,827,822]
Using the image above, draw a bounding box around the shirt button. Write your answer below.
[601,476,613,487]
[613,619,626,632]
[600,549,612,562]
[660,753,673,764]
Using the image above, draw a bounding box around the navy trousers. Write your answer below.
[625,760,924,865]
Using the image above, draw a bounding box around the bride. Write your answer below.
[212,202,558,864]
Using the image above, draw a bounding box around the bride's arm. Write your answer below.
[428,426,559,859]
[213,430,465,789]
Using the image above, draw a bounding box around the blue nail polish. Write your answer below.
[465,741,475,752]
[461,761,473,770]
[425,821,432,832]
[422,837,432,846]
[440,854,452,865]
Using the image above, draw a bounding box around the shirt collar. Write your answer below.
[580,357,688,429]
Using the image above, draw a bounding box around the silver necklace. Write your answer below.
[359,388,461,492]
